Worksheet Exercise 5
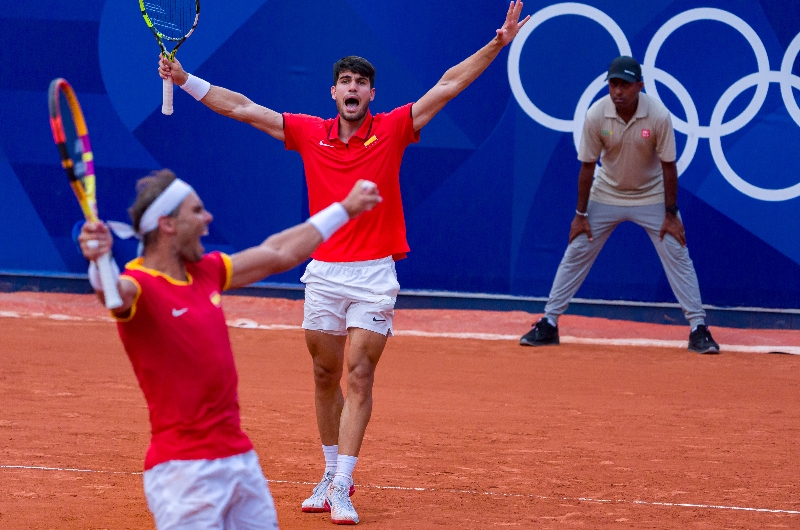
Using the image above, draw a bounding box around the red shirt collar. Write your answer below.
[328,110,374,142]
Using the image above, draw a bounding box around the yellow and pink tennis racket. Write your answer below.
[48,78,123,309]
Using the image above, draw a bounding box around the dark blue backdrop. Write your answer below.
[1,0,799,309]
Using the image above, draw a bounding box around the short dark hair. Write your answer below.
[333,56,375,88]
[128,169,178,247]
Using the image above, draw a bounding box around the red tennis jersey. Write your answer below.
[116,252,253,470]
[283,103,420,262]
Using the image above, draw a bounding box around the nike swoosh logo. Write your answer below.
[319,140,334,148]
[172,308,188,317]
[372,317,386,322]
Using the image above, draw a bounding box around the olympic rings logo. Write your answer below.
[507,3,800,202]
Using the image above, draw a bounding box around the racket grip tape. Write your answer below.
[162,77,174,115]
[96,253,123,309]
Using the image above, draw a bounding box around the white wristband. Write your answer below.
[88,259,121,291]
[576,209,589,218]
[308,203,350,242]
[180,74,211,101]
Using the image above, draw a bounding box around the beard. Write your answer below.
[178,237,205,263]
[337,99,369,122]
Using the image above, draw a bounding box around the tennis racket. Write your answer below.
[47,78,123,310]
[139,0,200,115]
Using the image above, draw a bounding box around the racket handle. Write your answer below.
[162,77,174,115]
[96,253,123,309]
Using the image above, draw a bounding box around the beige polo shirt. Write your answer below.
[578,92,676,206]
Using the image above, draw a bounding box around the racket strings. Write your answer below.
[143,0,198,40]
[56,94,87,177]
[47,78,100,222]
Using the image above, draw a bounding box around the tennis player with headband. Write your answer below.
[158,2,530,524]
[78,169,381,529]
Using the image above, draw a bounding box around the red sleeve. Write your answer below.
[113,273,142,323]
[284,113,325,153]
[219,253,233,291]
[198,252,233,292]
[388,103,420,147]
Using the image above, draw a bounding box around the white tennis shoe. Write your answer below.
[326,481,359,525]
[302,472,356,513]
[302,471,335,513]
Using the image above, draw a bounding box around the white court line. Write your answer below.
[391,330,800,355]
[2,310,798,355]
[2,464,141,475]
[2,465,798,515]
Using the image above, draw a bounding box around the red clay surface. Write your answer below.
[1,292,799,529]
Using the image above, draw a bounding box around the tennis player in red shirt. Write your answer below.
[77,169,381,529]
[159,2,530,524]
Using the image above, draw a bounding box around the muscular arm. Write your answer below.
[228,223,323,289]
[200,86,285,140]
[159,57,285,140]
[569,162,596,243]
[411,1,529,131]
[228,181,383,288]
[230,223,322,289]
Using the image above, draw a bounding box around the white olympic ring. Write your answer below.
[507,2,631,133]
[508,3,800,202]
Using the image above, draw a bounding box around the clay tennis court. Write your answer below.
[1,292,799,529]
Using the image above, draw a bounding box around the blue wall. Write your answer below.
[1,1,799,309]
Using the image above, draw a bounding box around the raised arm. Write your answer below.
[228,181,383,288]
[411,1,529,131]
[78,222,139,315]
[159,57,285,141]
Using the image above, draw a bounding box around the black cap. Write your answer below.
[606,56,642,83]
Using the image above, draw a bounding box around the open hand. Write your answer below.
[496,1,531,46]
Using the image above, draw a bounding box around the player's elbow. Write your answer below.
[435,79,464,102]
[263,243,307,276]
[267,253,303,277]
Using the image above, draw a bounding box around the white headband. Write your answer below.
[138,179,194,235]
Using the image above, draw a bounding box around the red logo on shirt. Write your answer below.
[641,129,651,138]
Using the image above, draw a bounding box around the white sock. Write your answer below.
[333,455,358,486]
[322,444,339,474]
[545,315,557,327]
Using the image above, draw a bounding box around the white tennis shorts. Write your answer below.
[300,256,400,337]
[143,450,278,530]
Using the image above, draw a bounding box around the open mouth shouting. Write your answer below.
[345,97,360,112]
[339,94,368,122]
[332,70,374,124]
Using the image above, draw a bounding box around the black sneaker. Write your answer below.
[688,325,720,354]
[520,317,560,346]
